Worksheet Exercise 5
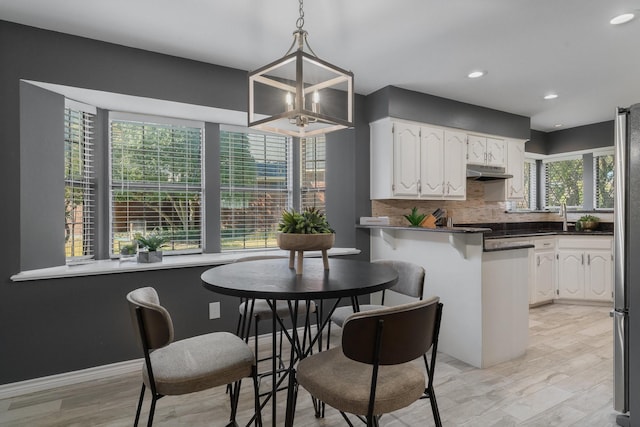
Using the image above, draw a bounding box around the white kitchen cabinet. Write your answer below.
[505,139,525,200]
[557,237,613,301]
[467,134,505,167]
[370,118,466,200]
[392,121,421,197]
[584,250,613,300]
[440,129,467,198]
[483,139,527,202]
[533,238,556,304]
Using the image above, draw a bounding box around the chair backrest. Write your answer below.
[126,287,174,351]
[341,296,441,366]
[373,259,425,299]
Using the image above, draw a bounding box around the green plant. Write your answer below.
[120,243,138,255]
[135,232,169,251]
[578,214,600,222]
[404,207,426,227]
[278,207,333,234]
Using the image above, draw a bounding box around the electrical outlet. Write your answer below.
[208,302,221,320]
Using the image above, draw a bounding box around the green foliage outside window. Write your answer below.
[545,158,584,208]
[595,154,614,209]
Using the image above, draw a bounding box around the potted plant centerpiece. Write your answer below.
[277,207,335,273]
[577,214,600,231]
[135,231,169,263]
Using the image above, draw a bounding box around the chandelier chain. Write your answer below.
[296,0,305,30]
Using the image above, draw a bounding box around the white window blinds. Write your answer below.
[301,136,326,211]
[594,151,614,209]
[64,101,95,258]
[109,114,203,255]
[220,128,290,250]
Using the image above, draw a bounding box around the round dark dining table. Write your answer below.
[200,257,398,426]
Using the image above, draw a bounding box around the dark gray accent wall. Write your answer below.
[527,130,548,154]
[0,20,365,385]
[546,121,614,155]
[19,82,65,270]
[367,86,531,140]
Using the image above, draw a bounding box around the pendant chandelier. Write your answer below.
[248,0,354,137]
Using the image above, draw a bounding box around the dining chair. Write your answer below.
[126,287,262,427]
[235,256,318,377]
[293,297,443,427]
[330,259,425,328]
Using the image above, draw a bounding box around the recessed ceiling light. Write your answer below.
[544,93,559,100]
[554,124,563,128]
[610,13,635,25]
[467,70,486,79]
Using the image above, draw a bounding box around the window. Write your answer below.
[594,151,614,209]
[301,136,326,211]
[64,101,96,258]
[109,113,203,256]
[220,128,290,250]
[543,156,584,209]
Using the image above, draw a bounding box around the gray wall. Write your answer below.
[527,130,548,154]
[546,121,614,155]
[0,20,365,385]
[19,82,66,270]
[367,86,531,140]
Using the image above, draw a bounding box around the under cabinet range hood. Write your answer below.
[466,164,513,181]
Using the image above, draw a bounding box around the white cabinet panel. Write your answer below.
[585,250,613,301]
[535,250,556,302]
[443,130,467,199]
[420,126,445,197]
[392,122,421,197]
[558,250,585,299]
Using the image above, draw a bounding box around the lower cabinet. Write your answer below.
[533,240,556,303]
[557,237,613,302]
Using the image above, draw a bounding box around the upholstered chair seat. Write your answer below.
[142,331,254,396]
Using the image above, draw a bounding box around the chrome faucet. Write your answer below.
[559,202,568,231]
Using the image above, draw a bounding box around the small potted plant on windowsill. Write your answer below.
[135,232,169,263]
[119,243,138,263]
[577,214,600,232]
[276,207,335,273]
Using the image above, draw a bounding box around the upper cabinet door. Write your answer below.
[486,137,505,167]
[392,122,421,197]
[443,130,467,199]
[420,126,445,197]
[467,134,486,165]
[506,139,525,200]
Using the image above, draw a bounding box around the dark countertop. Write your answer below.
[484,230,613,239]
[356,224,490,233]
[483,241,534,252]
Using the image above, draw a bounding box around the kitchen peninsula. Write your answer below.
[358,224,531,369]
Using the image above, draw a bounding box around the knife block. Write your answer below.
[419,214,437,228]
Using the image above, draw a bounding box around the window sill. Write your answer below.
[10,247,361,282]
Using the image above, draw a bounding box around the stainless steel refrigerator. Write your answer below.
[613,105,640,427]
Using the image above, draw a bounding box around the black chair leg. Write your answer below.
[252,367,262,427]
[134,383,145,427]
[427,384,442,427]
[147,395,157,427]
[229,380,242,423]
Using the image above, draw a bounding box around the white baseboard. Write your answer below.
[0,358,142,400]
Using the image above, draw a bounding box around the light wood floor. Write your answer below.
[0,303,618,426]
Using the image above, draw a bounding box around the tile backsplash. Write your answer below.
[370,180,613,226]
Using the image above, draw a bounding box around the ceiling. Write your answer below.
[2,0,639,132]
